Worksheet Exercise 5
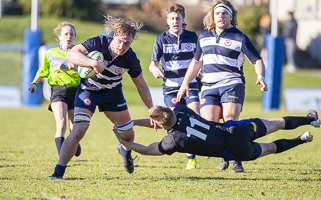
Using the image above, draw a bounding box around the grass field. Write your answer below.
[1,16,321,199]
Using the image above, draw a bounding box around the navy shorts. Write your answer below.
[200,83,245,108]
[164,90,199,107]
[74,87,127,113]
[222,118,267,161]
[49,85,77,111]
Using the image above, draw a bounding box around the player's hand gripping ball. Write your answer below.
[78,51,104,79]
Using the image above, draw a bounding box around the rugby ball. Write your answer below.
[78,51,104,79]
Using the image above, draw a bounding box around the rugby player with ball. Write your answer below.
[49,15,153,179]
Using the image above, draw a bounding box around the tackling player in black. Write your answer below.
[113,106,319,164]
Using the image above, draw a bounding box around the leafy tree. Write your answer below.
[18,0,102,21]
[237,6,269,49]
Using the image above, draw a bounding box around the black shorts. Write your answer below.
[48,85,77,111]
[222,118,267,161]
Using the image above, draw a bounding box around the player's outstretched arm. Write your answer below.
[132,73,153,109]
[253,59,268,91]
[113,126,164,156]
[133,119,163,132]
[133,119,153,128]
[177,59,203,101]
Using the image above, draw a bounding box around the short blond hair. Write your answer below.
[149,106,176,128]
[203,0,238,31]
[53,21,76,37]
[104,15,144,39]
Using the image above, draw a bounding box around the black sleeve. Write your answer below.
[126,48,142,78]
[158,134,176,155]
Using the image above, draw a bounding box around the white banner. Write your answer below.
[284,88,321,111]
[0,85,21,108]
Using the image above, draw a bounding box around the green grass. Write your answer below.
[1,16,321,199]
[1,105,321,199]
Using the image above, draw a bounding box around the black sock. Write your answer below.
[282,116,314,130]
[274,136,305,153]
[186,153,196,159]
[55,137,65,157]
[54,164,66,175]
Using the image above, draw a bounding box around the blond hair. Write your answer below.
[104,15,144,39]
[203,0,238,31]
[165,3,187,29]
[149,106,176,128]
[53,21,76,38]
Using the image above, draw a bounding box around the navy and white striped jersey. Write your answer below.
[194,27,261,91]
[80,35,142,92]
[151,30,198,94]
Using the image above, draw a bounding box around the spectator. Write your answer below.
[282,11,298,73]
[258,14,271,66]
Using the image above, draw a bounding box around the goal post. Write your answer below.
[22,0,43,106]
[22,28,43,106]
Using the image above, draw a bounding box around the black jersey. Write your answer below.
[158,106,227,157]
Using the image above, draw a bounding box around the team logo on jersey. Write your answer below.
[185,43,192,50]
[200,98,206,105]
[84,98,91,106]
[171,97,177,105]
[115,68,123,74]
[224,40,232,46]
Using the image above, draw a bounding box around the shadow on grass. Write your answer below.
[184,176,321,182]
[270,162,300,165]
[62,177,116,181]
[0,151,24,153]
[72,160,89,162]
[56,175,321,182]
[0,164,29,168]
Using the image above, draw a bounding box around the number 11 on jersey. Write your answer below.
[186,117,210,140]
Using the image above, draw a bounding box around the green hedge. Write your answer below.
[237,6,269,49]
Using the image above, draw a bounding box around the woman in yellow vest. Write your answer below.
[28,21,81,158]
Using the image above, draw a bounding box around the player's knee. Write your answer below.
[223,112,239,121]
[71,114,91,141]
[74,112,91,124]
[116,120,134,133]
[116,120,134,140]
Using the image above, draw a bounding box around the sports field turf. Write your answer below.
[1,16,321,199]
